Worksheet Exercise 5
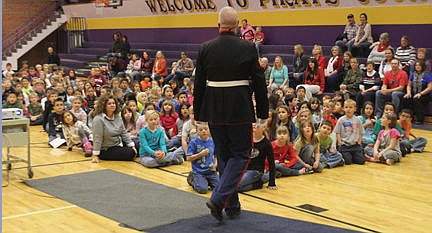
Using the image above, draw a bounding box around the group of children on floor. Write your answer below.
[2,63,428,195]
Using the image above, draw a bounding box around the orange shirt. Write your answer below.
[398,119,411,138]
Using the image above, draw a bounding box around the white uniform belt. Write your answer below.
[207,80,249,87]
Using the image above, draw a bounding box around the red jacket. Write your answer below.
[326,56,343,73]
[304,68,325,92]
[271,141,298,168]
[152,58,168,76]
[160,112,178,136]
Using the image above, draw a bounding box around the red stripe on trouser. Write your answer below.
[221,126,253,209]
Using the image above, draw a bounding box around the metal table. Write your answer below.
[2,118,33,180]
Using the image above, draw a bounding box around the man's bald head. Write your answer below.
[218,6,238,29]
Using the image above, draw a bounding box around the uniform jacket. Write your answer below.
[194,31,269,124]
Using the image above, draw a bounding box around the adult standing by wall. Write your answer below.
[47,47,60,66]
[91,94,137,163]
[335,14,359,53]
[194,6,269,222]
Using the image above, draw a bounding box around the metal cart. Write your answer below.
[2,118,33,180]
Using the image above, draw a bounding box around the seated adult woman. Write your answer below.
[141,51,154,75]
[403,60,432,125]
[152,50,168,86]
[411,48,432,73]
[379,48,397,79]
[368,32,392,68]
[341,51,353,78]
[312,45,327,70]
[129,54,142,80]
[91,94,137,163]
[120,35,131,59]
[291,44,309,88]
[297,57,325,101]
[349,13,373,57]
[268,56,289,91]
[395,36,417,74]
[325,46,343,93]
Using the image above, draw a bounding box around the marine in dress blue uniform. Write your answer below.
[193,6,269,221]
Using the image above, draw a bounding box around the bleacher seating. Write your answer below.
[58,41,432,116]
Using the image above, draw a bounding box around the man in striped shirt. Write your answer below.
[335,14,359,53]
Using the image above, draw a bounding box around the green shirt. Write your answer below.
[2,101,22,109]
[316,132,332,154]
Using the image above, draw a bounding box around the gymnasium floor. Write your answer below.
[2,126,432,233]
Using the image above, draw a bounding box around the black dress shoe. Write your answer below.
[225,207,241,219]
[206,201,223,222]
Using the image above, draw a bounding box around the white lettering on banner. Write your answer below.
[145,0,217,13]
[62,0,431,18]
[144,0,430,14]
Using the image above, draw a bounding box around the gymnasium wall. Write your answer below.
[63,0,432,47]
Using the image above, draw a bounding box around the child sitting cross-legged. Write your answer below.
[263,126,307,181]
[398,109,427,153]
[366,112,402,165]
[62,111,93,157]
[317,121,344,168]
[294,121,323,173]
[186,122,219,194]
[139,110,184,168]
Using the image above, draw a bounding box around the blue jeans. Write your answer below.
[375,90,404,117]
[192,171,219,194]
[238,170,264,192]
[325,73,341,93]
[348,41,372,57]
[335,39,354,53]
[166,137,181,150]
[299,145,323,172]
[140,151,182,168]
[320,151,344,168]
[356,91,376,114]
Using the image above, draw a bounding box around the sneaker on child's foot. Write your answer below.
[84,151,92,157]
[386,159,395,165]
[305,167,314,174]
[187,171,194,186]
[298,167,307,175]
[171,156,184,165]
[275,171,282,178]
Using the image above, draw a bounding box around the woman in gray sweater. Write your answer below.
[91,94,137,163]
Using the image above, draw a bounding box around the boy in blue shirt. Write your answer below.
[186,122,219,194]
